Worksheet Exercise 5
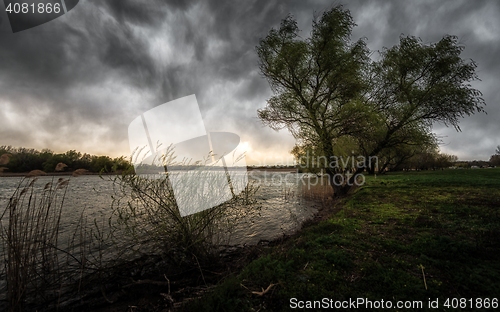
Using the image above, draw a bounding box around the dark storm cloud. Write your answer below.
[88,0,169,27]
[0,1,164,153]
[0,0,498,161]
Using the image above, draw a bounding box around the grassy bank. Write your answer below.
[184,169,500,311]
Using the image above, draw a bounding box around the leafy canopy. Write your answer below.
[257,7,369,150]
[257,5,485,175]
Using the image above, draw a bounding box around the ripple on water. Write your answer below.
[0,172,320,253]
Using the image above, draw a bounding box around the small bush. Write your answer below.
[110,149,258,266]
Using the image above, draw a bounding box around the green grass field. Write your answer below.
[184,169,500,311]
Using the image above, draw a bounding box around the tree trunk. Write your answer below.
[327,166,365,197]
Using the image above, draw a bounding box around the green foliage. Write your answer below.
[361,34,484,169]
[490,146,500,166]
[382,144,458,172]
[372,35,484,127]
[257,6,371,196]
[257,5,485,194]
[0,145,133,173]
[256,6,369,148]
[491,155,500,166]
[290,143,324,174]
[181,276,250,312]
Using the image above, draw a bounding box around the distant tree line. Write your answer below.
[291,142,458,173]
[386,148,457,171]
[391,145,499,169]
[490,145,500,167]
[0,146,133,174]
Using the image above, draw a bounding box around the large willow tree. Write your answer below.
[257,5,485,196]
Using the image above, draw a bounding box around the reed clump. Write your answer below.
[0,178,68,311]
[0,178,110,311]
[111,148,258,266]
[0,147,260,310]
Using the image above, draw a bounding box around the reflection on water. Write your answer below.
[0,171,325,253]
[230,170,324,244]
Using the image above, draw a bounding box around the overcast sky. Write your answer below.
[0,0,498,165]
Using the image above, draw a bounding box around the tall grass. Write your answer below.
[110,145,252,263]
[0,178,68,311]
[0,177,113,311]
[110,169,257,265]
[0,147,260,310]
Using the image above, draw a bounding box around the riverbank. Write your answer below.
[36,175,331,311]
[0,171,115,177]
[51,208,335,311]
[0,171,327,311]
[6,169,498,311]
[181,169,500,311]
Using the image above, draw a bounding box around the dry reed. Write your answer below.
[0,178,67,311]
[0,177,111,311]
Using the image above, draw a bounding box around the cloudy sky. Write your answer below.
[0,0,498,165]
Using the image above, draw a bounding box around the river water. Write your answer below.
[0,171,327,254]
[0,171,330,307]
